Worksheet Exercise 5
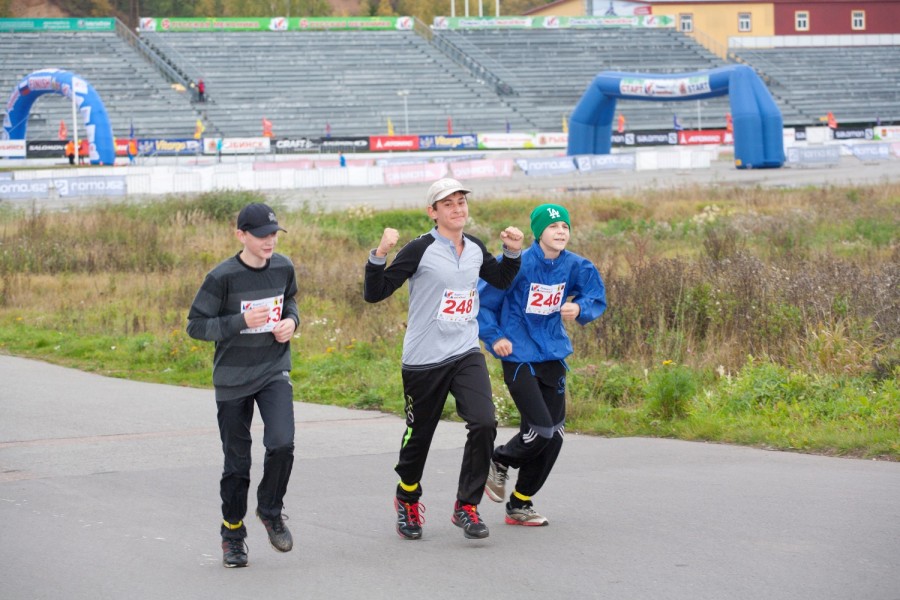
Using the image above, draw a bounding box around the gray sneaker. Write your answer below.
[505,504,549,527]
[484,460,508,503]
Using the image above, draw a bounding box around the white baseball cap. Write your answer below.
[426,178,472,205]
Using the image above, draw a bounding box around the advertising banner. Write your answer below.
[515,156,577,176]
[383,162,448,186]
[612,131,678,147]
[433,15,673,29]
[786,146,841,165]
[202,137,270,155]
[847,143,891,161]
[874,126,900,141]
[318,137,370,153]
[26,140,67,158]
[677,130,732,145]
[477,133,534,149]
[0,179,50,199]
[532,133,568,149]
[449,159,515,180]
[139,16,411,32]
[370,135,420,152]
[419,134,478,151]
[140,138,202,156]
[0,18,115,32]
[574,153,637,172]
[274,137,320,154]
[833,127,873,141]
[0,140,26,158]
[55,176,127,197]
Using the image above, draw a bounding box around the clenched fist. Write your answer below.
[499,226,524,252]
[376,228,399,257]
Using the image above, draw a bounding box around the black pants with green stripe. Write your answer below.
[494,360,566,500]
[396,351,497,506]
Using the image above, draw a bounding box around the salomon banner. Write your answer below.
[26,140,67,158]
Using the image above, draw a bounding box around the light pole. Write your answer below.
[397,90,409,135]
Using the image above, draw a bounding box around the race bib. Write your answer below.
[240,294,284,334]
[437,288,477,323]
[526,282,566,315]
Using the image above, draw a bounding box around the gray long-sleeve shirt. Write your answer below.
[364,228,520,369]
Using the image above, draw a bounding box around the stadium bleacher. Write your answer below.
[2,22,898,142]
[0,31,202,140]
[731,45,900,125]
[443,26,732,132]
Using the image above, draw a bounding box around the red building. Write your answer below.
[772,0,899,35]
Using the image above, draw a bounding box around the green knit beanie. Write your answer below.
[530,203,571,240]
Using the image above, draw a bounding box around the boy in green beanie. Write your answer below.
[477,203,607,526]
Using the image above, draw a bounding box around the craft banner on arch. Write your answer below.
[567,65,784,169]
[3,68,115,165]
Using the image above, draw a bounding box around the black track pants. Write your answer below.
[396,351,497,505]
[494,360,566,499]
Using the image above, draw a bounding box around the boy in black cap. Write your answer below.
[187,202,299,568]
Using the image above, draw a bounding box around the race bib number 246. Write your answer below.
[526,282,565,315]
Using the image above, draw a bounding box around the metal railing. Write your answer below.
[419,20,518,97]
[113,19,198,98]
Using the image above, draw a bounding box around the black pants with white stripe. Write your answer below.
[494,360,566,499]
[396,351,497,506]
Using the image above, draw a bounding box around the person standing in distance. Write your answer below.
[364,178,525,541]
[187,202,299,568]
[478,203,606,526]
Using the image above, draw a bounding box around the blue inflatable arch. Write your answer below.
[567,65,784,169]
[2,69,115,165]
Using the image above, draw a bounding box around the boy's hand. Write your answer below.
[492,338,513,357]
[499,226,524,252]
[243,305,271,329]
[272,317,297,343]
[561,301,581,321]
[376,228,399,257]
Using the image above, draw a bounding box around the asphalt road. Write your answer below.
[2,355,899,600]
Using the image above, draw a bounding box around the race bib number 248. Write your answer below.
[437,288,477,322]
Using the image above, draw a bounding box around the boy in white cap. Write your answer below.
[364,178,525,540]
[478,203,606,526]
[187,202,299,567]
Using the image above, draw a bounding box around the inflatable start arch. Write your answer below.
[567,65,784,169]
[3,68,115,165]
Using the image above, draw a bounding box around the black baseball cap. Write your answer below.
[236,203,286,237]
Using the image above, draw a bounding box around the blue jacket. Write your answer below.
[477,241,607,364]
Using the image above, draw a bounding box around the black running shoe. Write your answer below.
[451,502,489,539]
[222,538,248,568]
[256,509,293,552]
[394,497,425,540]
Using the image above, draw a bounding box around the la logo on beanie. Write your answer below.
[530,203,570,240]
